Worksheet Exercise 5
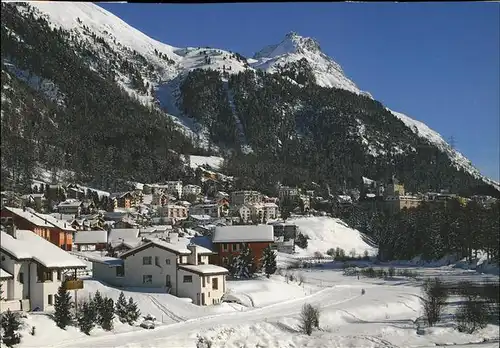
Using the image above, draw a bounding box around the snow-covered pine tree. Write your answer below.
[235,244,257,279]
[77,299,96,335]
[100,297,115,331]
[115,291,128,323]
[1,309,21,346]
[126,297,141,325]
[261,245,277,278]
[93,290,104,325]
[54,285,72,329]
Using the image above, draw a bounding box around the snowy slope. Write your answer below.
[252,32,372,98]
[289,216,377,257]
[390,108,500,191]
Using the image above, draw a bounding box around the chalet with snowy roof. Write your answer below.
[57,200,83,216]
[109,192,136,209]
[0,226,86,312]
[20,193,46,211]
[211,225,274,268]
[90,234,226,306]
[1,207,76,250]
[73,230,108,251]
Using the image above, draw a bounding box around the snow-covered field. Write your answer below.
[16,265,499,348]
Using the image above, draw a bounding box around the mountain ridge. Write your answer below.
[2,2,498,194]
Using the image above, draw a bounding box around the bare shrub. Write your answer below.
[421,278,449,327]
[456,293,489,334]
[299,303,319,335]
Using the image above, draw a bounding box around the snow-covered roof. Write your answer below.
[34,212,76,232]
[70,251,123,267]
[1,231,86,268]
[50,213,76,222]
[2,206,53,227]
[108,228,140,242]
[121,237,190,258]
[178,264,228,275]
[58,200,82,208]
[74,230,108,245]
[213,225,274,243]
[0,268,13,279]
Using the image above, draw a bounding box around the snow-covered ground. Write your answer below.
[289,216,378,257]
[17,266,499,348]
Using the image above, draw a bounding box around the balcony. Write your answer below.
[63,279,84,290]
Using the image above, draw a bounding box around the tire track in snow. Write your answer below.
[147,295,185,323]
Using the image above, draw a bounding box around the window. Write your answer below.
[183,275,192,283]
[212,277,218,290]
[166,258,171,265]
[155,256,160,266]
[222,243,228,252]
[143,256,152,265]
[18,272,24,284]
[48,294,53,305]
[57,271,61,281]
[142,275,152,284]
[202,276,205,287]
[116,266,125,277]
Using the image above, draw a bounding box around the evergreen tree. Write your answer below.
[261,245,277,278]
[126,297,141,325]
[77,299,96,335]
[295,232,309,249]
[115,291,128,323]
[235,244,257,279]
[54,285,72,329]
[1,309,21,346]
[0,283,4,301]
[100,297,115,331]
[93,290,104,325]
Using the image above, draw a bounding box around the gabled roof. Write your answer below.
[120,238,190,259]
[0,268,13,279]
[213,225,274,243]
[33,211,76,232]
[2,206,52,228]
[1,231,86,269]
[74,230,108,244]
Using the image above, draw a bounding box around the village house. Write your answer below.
[109,192,137,210]
[182,184,202,198]
[90,235,227,306]
[73,230,108,252]
[20,193,46,212]
[268,222,297,254]
[0,226,86,312]
[151,191,170,206]
[158,204,188,223]
[1,207,75,250]
[165,181,183,199]
[211,225,274,268]
[57,200,83,216]
[278,186,300,200]
[230,191,263,206]
[189,203,223,219]
[108,228,141,254]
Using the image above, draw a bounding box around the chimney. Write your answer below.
[187,244,198,265]
[7,223,17,239]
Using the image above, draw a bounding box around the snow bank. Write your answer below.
[289,216,377,257]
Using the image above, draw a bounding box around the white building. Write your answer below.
[182,185,202,198]
[91,237,228,306]
[230,191,263,206]
[165,181,183,199]
[189,204,222,218]
[238,203,279,223]
[0,228,86,312]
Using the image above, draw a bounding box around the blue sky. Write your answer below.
[99,2,500,181]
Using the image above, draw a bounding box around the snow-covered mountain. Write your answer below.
[9,2,499,191]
